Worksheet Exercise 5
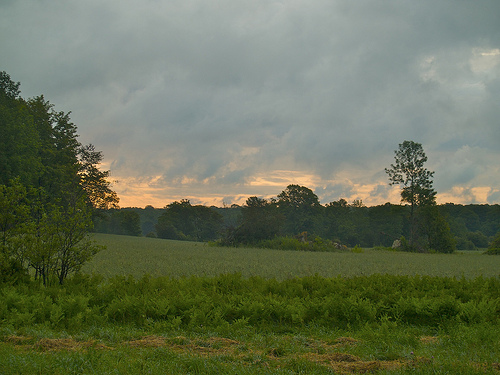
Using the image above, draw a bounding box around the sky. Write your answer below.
[1,0,499,208]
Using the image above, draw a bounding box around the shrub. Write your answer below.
[257,236,342,252]
[351,245,364,253]
[484,231,500,255]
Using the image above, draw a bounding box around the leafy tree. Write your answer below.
[385,141,437,247]
[26,96,81,201]
[385,141,436,208]
[156,200,223,241]
[277,185,322,235]
[489,231,500,250]
[0,74,41,187]
[367,202,406,247]
[0,71,116,283]
[78,144,119,210]
[0,182,101,285]
[0,179,31,283]
[23,193,101,285]
[232,196,284,244]
[140,205,162,236]
[323,199,351,243]
[418,205,456,253]
[107,210,142,236]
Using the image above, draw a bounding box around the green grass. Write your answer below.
[2,322,500,374]
[3,234,500,374]
[84,234,500,279]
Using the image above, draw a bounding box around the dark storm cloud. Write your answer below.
[1,0,499,206]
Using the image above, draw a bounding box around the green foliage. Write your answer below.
[19,194,101,285]
[351,244,364,253]
[0,71,112,284]
[78,144,119,210]
[385,140,436,208]
[155,200,223,241]
[94,209,142,236]
[229,196,284,245]
[489,231,500,250]
[256,235,343,252]
[484,248,500,255]
[382,141,457,253]
[417,205,456,253]
[277,185,322,235]
[2,274,500,332]
[483,231,500,254]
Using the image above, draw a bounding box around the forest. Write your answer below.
[95,195,500,251]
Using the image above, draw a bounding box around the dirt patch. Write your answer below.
[471,361,500,373]
[2,336,111,352]
[125,335,167,348]
[302,352,403,374]
[35,338,111,352]
[419,335,439,344]
[124,335,241,356]
[334,337,359,346]
[4,335,33,344]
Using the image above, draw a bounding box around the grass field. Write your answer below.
[84,233,499,279]
[3,233,500,374]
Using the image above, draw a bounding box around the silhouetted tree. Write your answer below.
[277,185,322,235]
[386,141,454,252]
[385,141,436,248]
[156,200,223,241]
[232,196,284,244]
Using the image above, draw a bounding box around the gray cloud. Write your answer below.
[1,0,499,206]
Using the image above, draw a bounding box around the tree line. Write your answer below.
[96,140,499,253]
[97,193,499,253]
[0,71,118,284]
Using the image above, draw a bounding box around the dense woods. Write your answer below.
[95,195,500,252]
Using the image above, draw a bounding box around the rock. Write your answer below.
[392,239,402,249]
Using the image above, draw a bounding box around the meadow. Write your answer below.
[2,234,500,374]
[84,234,499,279]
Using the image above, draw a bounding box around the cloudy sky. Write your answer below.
[1,0,499,207]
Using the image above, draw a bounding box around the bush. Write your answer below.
[257,236,343,252]
[484,248,500,255]
[489,231,500,248]
[0,256,30,285]
[484,231,500,255]
[351,245,364,253]
[456,237,477,250]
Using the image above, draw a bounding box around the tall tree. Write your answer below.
[0,71,117,283]
[385,141,436,210]
[78,144,119,210]
[0,74,41,186]
[385,140,453,252]
[156,200,223,241]
[277,185,321,235]
[385,141,436,247]
[233,196,284,244]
